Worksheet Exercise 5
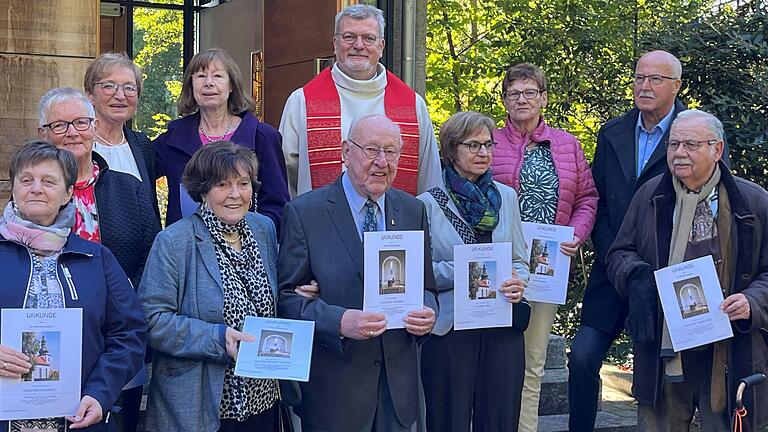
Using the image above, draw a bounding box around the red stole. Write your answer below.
[304,67,420,195]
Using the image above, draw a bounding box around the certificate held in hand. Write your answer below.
[653,255,733,352]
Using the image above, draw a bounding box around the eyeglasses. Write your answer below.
[95,82,138,96]
[348,139,401,161]
[336,32,381,46]
[633,74,678,86]
[666,139,719,152]
[41,117,94,135]
[504,89,542,101]
[460,140,496,154]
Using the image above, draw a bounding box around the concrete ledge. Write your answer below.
[600,363,633,396]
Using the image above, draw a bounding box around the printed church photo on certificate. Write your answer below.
[529,239,558,277]
[379,249,406,295]
[674,276,710,319]
[21,331,61,382]
[257,329,293,358]
[469,261,497,300]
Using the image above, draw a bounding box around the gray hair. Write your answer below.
[10,140,78,189]
[38,87,96,126]
[335,4,385,37]
[674,109,725,141]
[439,111,496,164]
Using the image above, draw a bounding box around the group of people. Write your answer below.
[0,3,766,432]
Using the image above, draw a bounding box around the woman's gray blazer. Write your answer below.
[137,212,278,431]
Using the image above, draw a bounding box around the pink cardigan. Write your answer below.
[492,117,598,241]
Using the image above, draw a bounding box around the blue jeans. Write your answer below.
[567,325,619,431]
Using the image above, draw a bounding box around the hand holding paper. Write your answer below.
[499,271,525,304]
[721,293,751,320]
[403,307,436,336]
[67,395,102,429]
[341,309,387,340]
[225,327,255,360]
[0,345,31,378]
[559,235,583,257]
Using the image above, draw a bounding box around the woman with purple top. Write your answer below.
[154,48,289,231]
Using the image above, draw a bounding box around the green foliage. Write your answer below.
[427,0,768,366]
[133,7,184,139]
[642,3,768,187]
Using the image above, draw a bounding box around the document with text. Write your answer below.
[363,231,424,329]
[654,255,733,352]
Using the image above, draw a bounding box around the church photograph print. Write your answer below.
[379,249,407,295]
[21,331,61,382]
[257,329,294,358]
[673,276,710,319]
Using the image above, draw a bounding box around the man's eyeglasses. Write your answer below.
[504,89,542,101]
[349,139,401,161]
[633,74,678,86]
[41,117,94,135]
[666,139,719,152]
[336,32,381,46]
[95,82,139,96]
[460,140,496,154]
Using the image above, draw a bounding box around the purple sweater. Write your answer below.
[154,111,289,233]
[492,116,598,241]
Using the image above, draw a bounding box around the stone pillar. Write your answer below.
[0,0,99,201]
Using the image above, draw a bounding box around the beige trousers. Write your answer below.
[517,301,559,432]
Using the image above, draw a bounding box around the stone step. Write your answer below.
[538,399,637,432]
[544,334,567,370]
[538,367,602,416]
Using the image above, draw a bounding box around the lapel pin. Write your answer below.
[391,218,395,226]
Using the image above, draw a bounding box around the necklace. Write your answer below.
[95,130,127,146]
[222,232,241,244]
[200,115,234,142]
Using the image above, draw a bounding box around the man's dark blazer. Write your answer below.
[580,100,731,334]
[277,177,438,432]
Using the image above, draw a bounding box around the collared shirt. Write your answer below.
[342,172,386,239]
[635,106,676,177]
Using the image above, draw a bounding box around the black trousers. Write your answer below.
[218,403,280,432]
[421,326,525,432]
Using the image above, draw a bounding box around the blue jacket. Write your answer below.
[0,234,146,431]
[138,212,280,431]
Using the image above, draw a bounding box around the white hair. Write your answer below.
[674,109,725,141]
[38,87,96,126]
[334,4,385,37]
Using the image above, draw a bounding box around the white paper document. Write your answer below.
[363,231,425,329]
[453,243,513,330]
[521,222,574,304]
[0,308,83,421]
[235,316,315,382]
[653,255,733,352]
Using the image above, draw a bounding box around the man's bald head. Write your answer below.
[634,50,683,128]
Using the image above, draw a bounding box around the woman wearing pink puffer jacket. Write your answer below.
[491,63,598,432]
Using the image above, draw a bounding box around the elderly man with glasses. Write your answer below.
[566,50,731,431]
[279,3,441,199]
[277,114,438,432]
[605,109,768,431]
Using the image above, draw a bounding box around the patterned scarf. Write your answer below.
[444,165,501,232]
[197,203,278,420]
[0,201,73,254]
[662,164,721,382]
